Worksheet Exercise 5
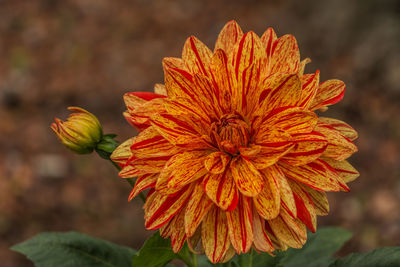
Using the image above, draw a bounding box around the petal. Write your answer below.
[211,49,234,113]
[261,27,277,59]
[125,156,170,176]
[252,210,274,252]
[164,151,209,189]
[182,36,213,77]
[316,122,358,160]
[298,58,311,76]
[298,70,320,108]
[281,131,328,166]
[322,157,359,183]
[274,165,297,218]
[278,159,347,192]
[253,166,281,220]
[151,113,206,146]
[268,210,307,248]
[154,83,167,96]
[144,185,193,230]
[204,151,231,174]
[318,117,358,141]
[203,170,239,211]
[110,138,134,166]
[202,206,231,263]
[231,32,264,112]
[289,180,317,232]
[170,208,187,253]
[215,20,244,56]
[184,183,213,237]
[130,126,179,158]
[231,157,264,197]
[269,107,318,135]
[226,196,253,253]
[269,34,300,74]
[128,174,158,201]
[299,184,330,215]
[310,79,345,111]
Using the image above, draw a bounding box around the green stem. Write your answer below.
[192,253,198,267]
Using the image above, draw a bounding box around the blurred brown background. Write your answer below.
[0,0,399,266]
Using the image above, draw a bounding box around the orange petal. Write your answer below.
[289,180,317,232]
[268,107,318,135]
[154,83,167,96]
[214,20,244,55]
[110,137,133,166]
[253,166,281,220]
[316,122,358,160]
[144,185,193,230]
[128,174,158,201]
[231,157,264,197]
[281,131,328,166]
[299,184,330,215]
[151,113,206,146]
[298,57,311,76]
[323,157,359,183]
[252,209,274,252]
[261,27,277,59]
[298,70,320,108]
[268,210,307,248]
[211,49,234,114]
[310,79,345,110]
[202,206,231,263]
[274,165,297,218]
[184,183,213,237]
[182,36,213,77]
[125,156,170,176]
[203,170,238,211]
[279,159,347,192]
[319,117,358,141]
[165,151,208,189]
[204,151,231,174]
[170,208,187,253]
[269,34,300,74]
[259,73,302,113]
[130,126,179,158]
[226,196,253,253]
[231,32,264,113]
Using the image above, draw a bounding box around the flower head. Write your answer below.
[51,107,102,154]
[111,21,359,263]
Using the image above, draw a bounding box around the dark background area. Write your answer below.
[0,0,399,266]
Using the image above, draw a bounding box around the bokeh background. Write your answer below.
[1,0,399,266]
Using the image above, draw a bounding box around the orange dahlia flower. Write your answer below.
[111,20,358,263]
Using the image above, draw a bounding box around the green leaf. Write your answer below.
[279,227,353,267]
[11,231,136,267]
[329,247,400,267]
[131,232,177,267]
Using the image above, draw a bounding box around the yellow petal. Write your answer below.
[298,70,320,108]
[184,183,213,237]
[202,206,231,263]
[268,211,307,248]
[128,174,158,201]
[319,117,358,141]
[214,20,244,55]
[323,157,359,183]
[252,209,274,252]
[204,151,231,174]
[269,34,300,74]
[316,122,358,160]
[253,166,281,219]
[299,184,330,215]
[310,79,345,110]
[226,196,253,253]
[281,131,328,166]
[231,157,264,197]
[203,170,239,211]
[182,36,213,77]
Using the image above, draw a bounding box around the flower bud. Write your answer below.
[51,107,102,154]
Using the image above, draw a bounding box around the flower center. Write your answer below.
[211,114,250,154]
